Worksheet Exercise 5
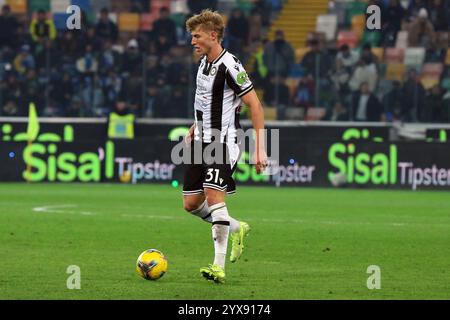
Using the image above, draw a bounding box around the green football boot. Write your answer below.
[230,222,250,263]
[200,264,226,284]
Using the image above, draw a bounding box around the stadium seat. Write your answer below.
[71,0,91,12]
[420,77,440,90]
[29,0,50,13]
[351,14,365,40]
[371,47,384,63]
[420,63,444,89]
[441,78,450,91]
[170,0,189,14]
[118,13,140,32]
[361,30,381,47]
[305,107,326,121]
[91,0,111,13]
[264,106,277,120]
[7,0,27,14]
[169,12,185,27]
[404,48,425,68]
[384,48,405,64]
[53,13,70,30]
[316,14,337,41]
[385,63,406,82]
[151,0,171,13]
[285,78,300,101]
[421,63,444,78]
[285,107,305,120]
[445,49,450,66]
[436,32,449,50]
[31,11,52,20]
[295,47,310,64]
[140,13,157,31]
[337,31,358,48]
[345,0,366,27]
[395,30,409,49]
[51,0,70,13]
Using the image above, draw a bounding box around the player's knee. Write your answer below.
[183,200,200,213]
[183,202,195,212]
[204,189,225,207]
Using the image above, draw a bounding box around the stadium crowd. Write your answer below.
[0,0,449,123]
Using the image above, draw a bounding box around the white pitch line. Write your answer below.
[32,204,94,216]
[118,214,419,227]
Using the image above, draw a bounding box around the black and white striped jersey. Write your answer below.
[193,49,253,144]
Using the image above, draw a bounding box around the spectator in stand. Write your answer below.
[0,5,19,49]
[13,45,35,76]
[250,38,269,89]
[382,80,403,122]
[381,0,405,47]
[153,7,177,49]
[51,72,73,116]
[349,56,378,93]
[98,40,121,74]
[35,37,60,71]
[408,8,436,48]
[263,74,290,119]
[264,30,295,78]
[155,34,173,57]
[1,73,23,116]
[79,76,105,117]
[81,27,101,53]
[335,44,358,72]
[360,43,379,66]
[101,69,123,111]
[187,0,218,14]
[248,8,263,45]
[121,39,143,77]
[423,84,445,123]
[301,38,332,79]
[427,0,448,32]
[352,82,383,122]
[325,100,349,122]
[76,44,99,81]
[143,82,167,118]
[443,89,450,123]
[292,76,314,110]
[401,68,426,122]
[58,31,81,61]
[95,8,119,43]
[253,0,272,27]
[22,69,43,111]
[123,74,143,115]
[226,8,249,60]
[165,85,189,118]
[29,9,57,44]
[405,0,427,22]
[331,59,352,106]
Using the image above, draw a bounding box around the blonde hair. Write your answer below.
[186,9,225,42]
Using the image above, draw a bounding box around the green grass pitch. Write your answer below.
[0,183,449,300]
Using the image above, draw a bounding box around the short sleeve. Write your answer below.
[225,59,254,98]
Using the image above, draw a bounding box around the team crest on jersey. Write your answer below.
[210,66,217,76]
[236,71,249,85]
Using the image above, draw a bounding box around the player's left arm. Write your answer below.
[241,90,268,174]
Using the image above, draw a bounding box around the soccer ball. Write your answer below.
[136,249,168,280]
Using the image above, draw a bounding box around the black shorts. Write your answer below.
[182,142,240,196]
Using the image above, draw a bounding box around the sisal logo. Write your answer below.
[328,129,397,186]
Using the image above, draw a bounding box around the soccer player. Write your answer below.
[182,9,267,283]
